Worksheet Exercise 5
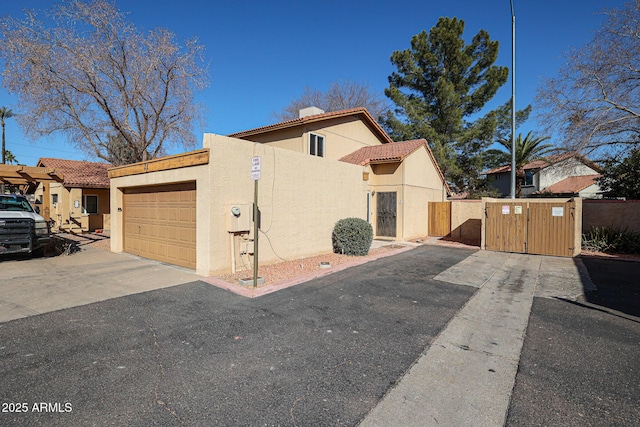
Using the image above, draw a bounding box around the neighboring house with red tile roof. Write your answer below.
[536,174,602,198]
[106,107,450,274]
[482,153,602,198]
[34,158,112,232]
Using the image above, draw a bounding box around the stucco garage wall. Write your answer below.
[205,134,368,275]
[110,164,212,276]
[401,185,428,240]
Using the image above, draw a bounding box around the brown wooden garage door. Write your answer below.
[123,183,196,269]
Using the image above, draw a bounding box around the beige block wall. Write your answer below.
[583,199,640,233]
[109,134,451,274]
[402,186,428,240]
[450,200,483,245]
[244,127,303,153]
[205,134,368,275]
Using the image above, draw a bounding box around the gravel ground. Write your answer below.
[215,245,405,286]
[86,236,111,251]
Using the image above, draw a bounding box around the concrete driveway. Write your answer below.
[0,247,201,322]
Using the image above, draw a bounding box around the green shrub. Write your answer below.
[582,226,640,254]
[332,217,373,256]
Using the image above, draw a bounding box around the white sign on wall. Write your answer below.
[251,156,261,181]
[552,207,564,217]
[502,205,510,215]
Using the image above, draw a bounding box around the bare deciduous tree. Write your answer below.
[536,1,640,156]
[274,80,387,121]
[0,0,208,165]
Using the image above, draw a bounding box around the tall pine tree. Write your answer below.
[382,17,525,192]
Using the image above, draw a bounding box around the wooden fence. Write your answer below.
[483,198,580,257]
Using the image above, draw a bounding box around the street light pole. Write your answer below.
[510,0,517,199]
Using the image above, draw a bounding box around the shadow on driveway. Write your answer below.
[579,256,640,319]
[507,256,640,426]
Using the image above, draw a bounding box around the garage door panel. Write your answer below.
[178,227,192,243]
[123,183,196,269]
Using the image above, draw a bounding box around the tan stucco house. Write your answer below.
[34,158,111,232]
[108,107,449,276]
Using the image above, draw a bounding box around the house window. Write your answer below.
[51,194,58,204]
[82,195,98,214]
[524,171,534,186]
[309,133,325,157]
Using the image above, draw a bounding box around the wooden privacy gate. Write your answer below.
[485,199,576,257]
[428,201,451,237]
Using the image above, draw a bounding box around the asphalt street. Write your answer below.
[507,257,640,426]
[1,246,638,426]
[0,245,475,427]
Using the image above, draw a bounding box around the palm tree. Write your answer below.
[4,150,18,165]
[0,107,16,165]
[495,131,555,198]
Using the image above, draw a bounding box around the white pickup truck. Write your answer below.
[0,194,51,257]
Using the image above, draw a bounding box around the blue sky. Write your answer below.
[1,0,628,165]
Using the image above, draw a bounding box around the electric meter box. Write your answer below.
[226,204,252,232]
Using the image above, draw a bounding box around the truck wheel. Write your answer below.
[32,247,46,258]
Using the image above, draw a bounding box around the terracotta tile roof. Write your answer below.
[340,139,450,195]
[228,107,394,145]
[482,164,511,175]
[36,158,112,188]
[338,139,425,165]
[539,174,601,194]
